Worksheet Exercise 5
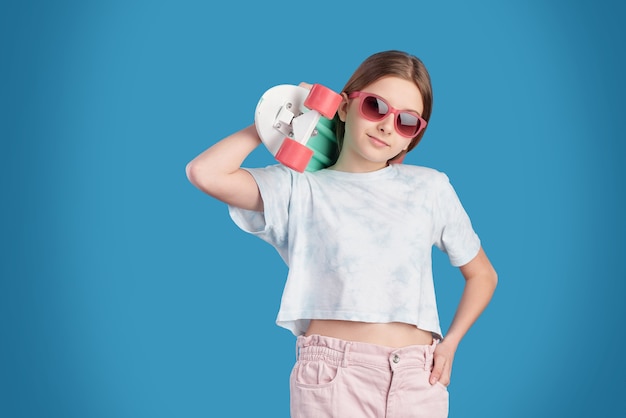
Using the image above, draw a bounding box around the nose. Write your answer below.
[377,112,396,135]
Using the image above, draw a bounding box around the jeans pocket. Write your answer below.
[292,359,340,388]
[435,381,449,391]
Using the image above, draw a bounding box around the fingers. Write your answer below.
[429,353,452,386]
[429,355,446,385]
[298,82,313,90]
[430,341,456,386]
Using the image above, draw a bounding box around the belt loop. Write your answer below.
[425,338,438,371]
[295,336,304,361]
[342,342,352,368]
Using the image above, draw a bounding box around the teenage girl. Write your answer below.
[186,50,497,418]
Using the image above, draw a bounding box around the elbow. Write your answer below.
[185,160,198,186]
[185,159,224,199]
[186,159,209,190]
[489,266,498,293]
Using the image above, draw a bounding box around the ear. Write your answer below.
[337,92,350,122]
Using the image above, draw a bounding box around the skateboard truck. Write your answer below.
[255,84,342,172]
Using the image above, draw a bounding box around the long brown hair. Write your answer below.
[335,50,433,162]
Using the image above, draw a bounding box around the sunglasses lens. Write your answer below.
[397,112,421,137]
[361,95,389,120]
[355,93,424,138]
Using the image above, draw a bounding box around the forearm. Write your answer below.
[186,125,261,179]
[186,124,264,210]
[445,276,496,346]
[444,248,498,347]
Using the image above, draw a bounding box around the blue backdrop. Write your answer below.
[2,0,624,417]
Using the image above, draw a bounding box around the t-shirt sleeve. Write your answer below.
[227,164,293,263]
[433,173,481,267]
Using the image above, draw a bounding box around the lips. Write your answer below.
[368,134,389,147]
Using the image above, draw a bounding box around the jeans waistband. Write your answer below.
[296,334,437,371]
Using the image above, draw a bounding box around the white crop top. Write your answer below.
[228,164,480,338]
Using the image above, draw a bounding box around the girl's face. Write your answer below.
[336,76,424,172]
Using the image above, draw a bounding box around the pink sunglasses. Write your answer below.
[348,92,427,138]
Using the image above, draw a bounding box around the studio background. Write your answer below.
[2,0,624,417]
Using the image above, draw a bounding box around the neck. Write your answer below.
[330,155,388,173]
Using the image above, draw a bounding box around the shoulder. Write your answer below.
[391,163,450,186]
[245,163,292,176]
[244,164,296,184]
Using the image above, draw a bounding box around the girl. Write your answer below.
[186,50,497,418]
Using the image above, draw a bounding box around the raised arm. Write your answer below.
[186,124,264,211]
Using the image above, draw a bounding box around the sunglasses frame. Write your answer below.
[347,91,427,138]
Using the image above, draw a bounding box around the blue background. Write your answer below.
[2,0,624,417]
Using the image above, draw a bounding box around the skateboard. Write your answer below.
[254,84,342,172]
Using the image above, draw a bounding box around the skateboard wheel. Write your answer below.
[275,138,314,173]
[304,84,342,119]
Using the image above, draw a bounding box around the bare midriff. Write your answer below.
[305,319,434,348]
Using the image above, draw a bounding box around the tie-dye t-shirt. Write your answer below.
[228,163,480,338]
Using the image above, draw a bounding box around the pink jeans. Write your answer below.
[290,334,449,418]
